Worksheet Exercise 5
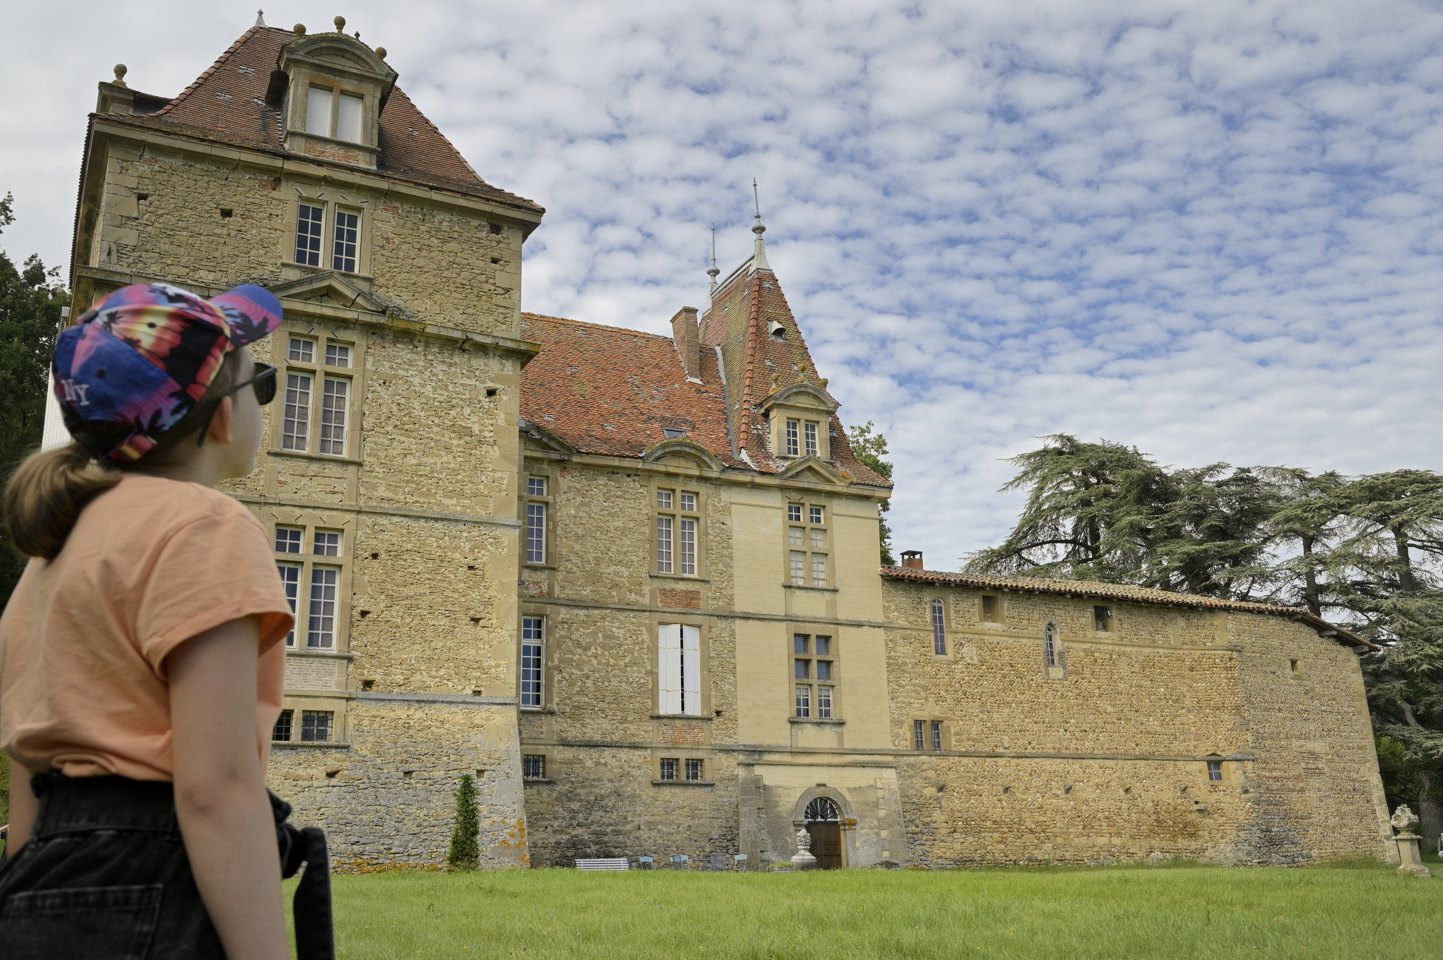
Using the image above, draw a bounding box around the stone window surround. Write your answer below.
[1093,604,1116,633]
[522,752,552,783]
[271,320,365,461]
[980,592,1005,625]
[652,481,705,578]
[783,495,831,589]
[651,749,714,786]
[650,617,710,720]
[287,190,373,279]
[1043,619,1067,680]
[791,626,839,722]
[930,597,950,658]
[268,511,356,657]
[910,717,951,752]
[767,403,832,462]
[522,464,557,569]
[280,48,386,164]
[271,692,349,747]
[519,605,552,711]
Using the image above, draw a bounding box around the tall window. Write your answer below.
[804,421,819,457]
[272,709,294,743]
[787,502,830,587]
[520,616,544,708]
[792,633,835,719]
[656,488,699,576]
[785,419,800,457]
[1044,621,1064,677]
[293,199,363,273]
[931,599,947,655]
[279,334,353,457]
[658,624,702,715]
[525,475,549,565]
[272,522,348,653]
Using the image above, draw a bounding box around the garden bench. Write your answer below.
[574,857,630,871]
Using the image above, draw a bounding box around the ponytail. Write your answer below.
[4,442,122,560]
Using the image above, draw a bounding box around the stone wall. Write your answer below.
[269,698,527,869]
[882,580,1393,865]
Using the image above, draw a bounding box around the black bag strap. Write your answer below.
[271,792,335,960]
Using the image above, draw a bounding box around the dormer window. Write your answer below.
[804,421,819,457]
[305,85,364,142]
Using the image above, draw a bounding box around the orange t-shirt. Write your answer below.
[0,473,294,780]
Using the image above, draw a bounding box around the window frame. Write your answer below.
[299,709,335,743]
[1043,620,1066,679]
[520,615,545,709]
[931,598,948,656]
[785,499,831,588]
[911,717,949,751]
[290,195,368,276]
[524,473,553,567]
[522,754,548,781]
[791,631,838,721]
[980,594,1003,624]
[274,326,360,459]
[654,486,704,578]
[656,622,705,717]
[302,83,369,144]
[269,516,353,657]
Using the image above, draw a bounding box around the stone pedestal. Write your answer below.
[1391,804,1432,878]
[790,828,818,870]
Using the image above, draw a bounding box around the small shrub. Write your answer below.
[446,774,480,870]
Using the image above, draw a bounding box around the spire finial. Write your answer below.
[256,10,266,27]
[750,178,771,272]
[707,223,720,295]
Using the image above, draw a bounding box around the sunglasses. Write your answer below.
[196,362,278,447]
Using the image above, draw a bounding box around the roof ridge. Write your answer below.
[151,25,266,118]
[522,312,672,340]
[739,271,763,454]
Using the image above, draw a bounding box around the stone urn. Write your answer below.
[1390,804,1431,878]
[790,827,818,870]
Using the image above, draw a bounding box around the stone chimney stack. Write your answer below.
[901,550,923,570]
[671,306,701,381]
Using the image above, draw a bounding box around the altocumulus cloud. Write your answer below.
[3,0,1441,566]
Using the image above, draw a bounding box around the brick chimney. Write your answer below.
[901,550,923,570]
[671,306,700,381]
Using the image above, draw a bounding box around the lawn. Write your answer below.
[314,859,1442,960]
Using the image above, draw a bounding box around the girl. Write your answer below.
[0,282,327,959]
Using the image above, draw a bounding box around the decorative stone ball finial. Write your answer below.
[334,15,346,32]
[294,23,306,35]
[375,47,388,60]
[112,64,128,87]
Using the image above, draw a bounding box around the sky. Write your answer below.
[4,1,1442,568]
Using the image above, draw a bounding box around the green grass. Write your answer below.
[309,860,1443,960]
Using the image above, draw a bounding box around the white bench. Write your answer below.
[575,857,630,871]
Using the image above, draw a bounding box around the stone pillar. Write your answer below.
[790,827,818,870]
[1390,804,1432,878]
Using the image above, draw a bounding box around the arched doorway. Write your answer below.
[803,796,843,869]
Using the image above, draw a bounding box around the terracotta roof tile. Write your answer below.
[108,26,541,213]
[520,313,743,468]
[880,566,1375,650]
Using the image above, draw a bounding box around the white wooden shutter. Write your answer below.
[658,624,682,714]
[681,624,701,715]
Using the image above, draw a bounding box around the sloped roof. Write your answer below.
[881,566,1376,650]
[700,266,889,487]
[520,313,744,468]
[519,310,890,490]
[103,26,541,213]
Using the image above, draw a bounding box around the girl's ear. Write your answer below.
[206,395,235,448]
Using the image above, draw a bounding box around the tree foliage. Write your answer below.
[848,420,896,566]
[968,435,1443,835]
[0,192,69,603]
[446,773,481,870]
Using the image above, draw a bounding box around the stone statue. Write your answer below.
[1391,804,1431,878]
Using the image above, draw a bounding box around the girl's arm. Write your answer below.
[168,616,289,960]
[3,757,40,853]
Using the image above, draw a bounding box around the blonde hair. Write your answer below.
[3,353,242,560]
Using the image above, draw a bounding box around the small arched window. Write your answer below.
[931,599,947,655]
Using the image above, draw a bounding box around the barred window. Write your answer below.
[912,719,925,751]
[299,710,333,742]
[685,758,704,782]
[272,709,294,743]
[523,755,546,780]
[659,758,678,782]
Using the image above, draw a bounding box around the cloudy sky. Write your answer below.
[4,1,1441,567]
